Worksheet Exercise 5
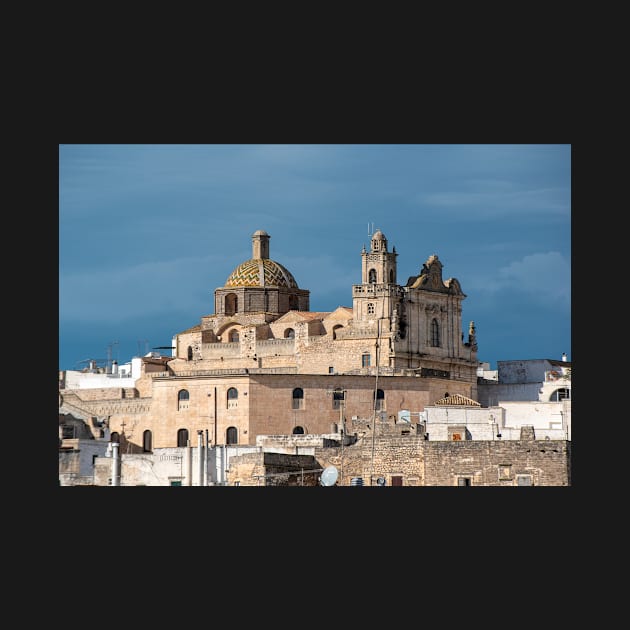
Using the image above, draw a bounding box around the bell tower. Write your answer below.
[353,229,400,323]
[361,229,397,285]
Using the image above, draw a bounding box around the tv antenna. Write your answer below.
[320,466,338,486]
[107,341,119,369]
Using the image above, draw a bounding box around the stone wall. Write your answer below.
[228,452,321,486]
[422,440,570,486]
[78,434,571,486]
[230,434,571,487]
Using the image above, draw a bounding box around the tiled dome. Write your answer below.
[225,258,299,288]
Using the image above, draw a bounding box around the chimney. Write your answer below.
[562,353,567,362]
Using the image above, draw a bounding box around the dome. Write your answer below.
[225,258,299,288]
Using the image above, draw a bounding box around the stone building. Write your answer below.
[59,228,480,454]
[69,360,572,487]
[87,426,570,486]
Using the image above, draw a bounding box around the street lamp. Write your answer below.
[369,318,383,485]
[327,387,346,485]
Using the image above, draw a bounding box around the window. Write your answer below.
[389,269,394,283]
[62,425,75,439]
[457,477,472,486]
[332,388,345,410]
[292,387,304,410]
[328,366,335,374]
[332,325,342,340]
[177,389,190,411]
[367,302,375,314]
[289,295,299,310]
[284,328,295,338]
[226,426,238,444]
[187,346,193,361]
[431,318,440,347]
[516,475,533,486]
[229,330,239,342]
[368,269,377,283]
[293,426,305,434]
[111,432,120,443]
[374,388,384,411]
[177,428,189,447]
[227,387,238,409]
[550,388,570,402]
[362,353,371,368]
[143,430,152,453]
[225,293,237,315]
[498,465,512,480]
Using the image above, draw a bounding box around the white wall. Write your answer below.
[424,406,503,440]
[499,401,569,440]
[107,445,260,486]
[423,399,570,441]
[62,360,138,389]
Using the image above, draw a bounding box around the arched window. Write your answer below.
[362,353,371,368]
[187,346,193,360]
[226,426,238,444]
[178,389,190,411]
[289,295,299,310]
[284,328,295,338]
[177,428,189,447]
[374,388,385,411]
[229,330,239,342]
[293,426,305,434]
[368,269,377,283]
[389,269,394,283]
[225,293,237,315]
[550,388,570,402]
[110,432,120,443]
[332,388,345,410]
[292,387,304,409]
[143,430,152,453]
[332,324,343,340]
[431,318,440,347]
[227,387,238,409]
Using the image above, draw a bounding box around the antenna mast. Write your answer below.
[137,339,149,356]
[106,341,119,370]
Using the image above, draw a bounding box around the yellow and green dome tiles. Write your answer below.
[225,258,299,288]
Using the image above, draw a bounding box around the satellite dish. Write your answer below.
[320,465,338,486]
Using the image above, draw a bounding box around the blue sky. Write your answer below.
[59,144,571,371]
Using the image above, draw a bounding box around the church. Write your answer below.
[60,228,480,453]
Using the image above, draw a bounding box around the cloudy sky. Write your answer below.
[59,144,571,371]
